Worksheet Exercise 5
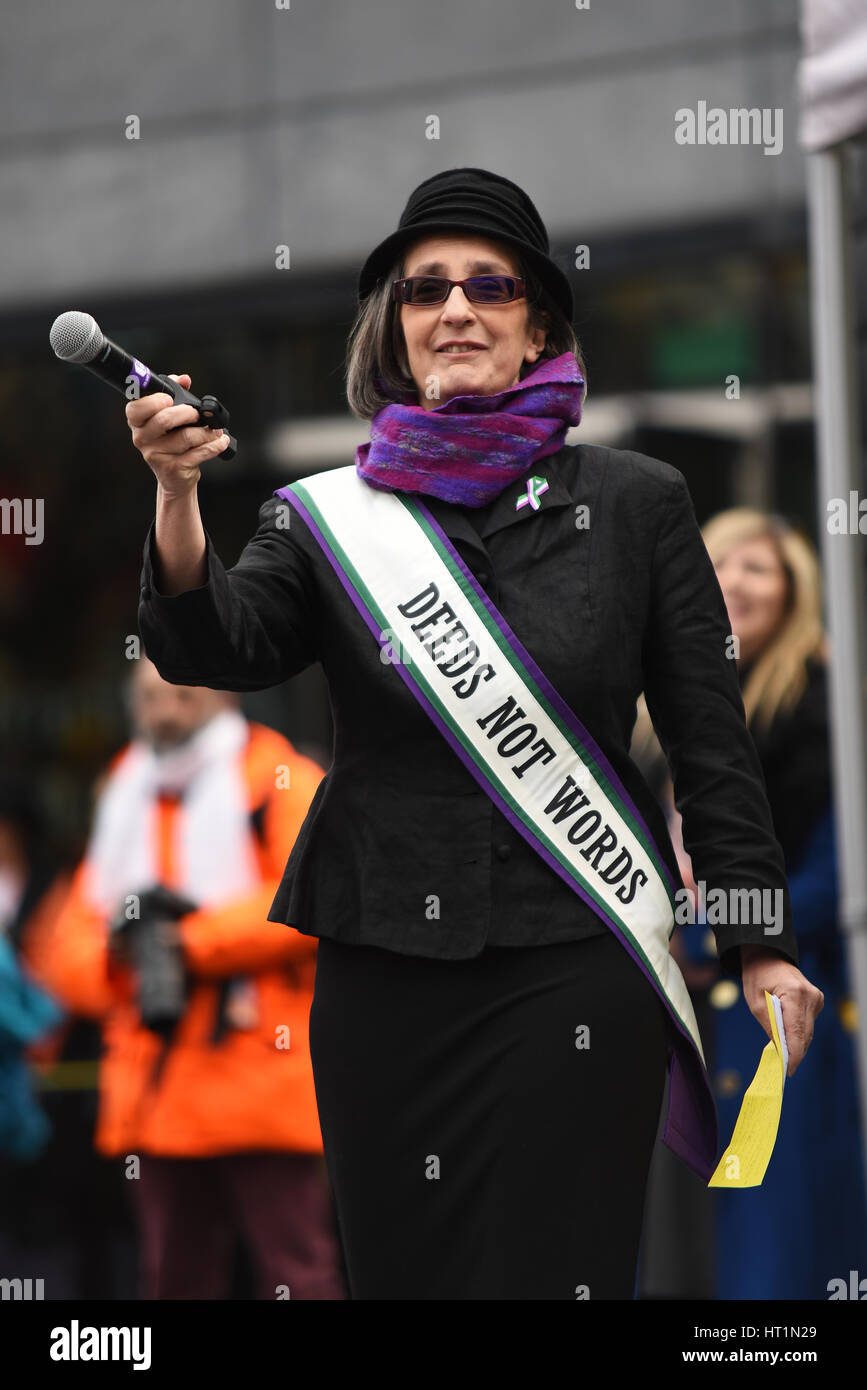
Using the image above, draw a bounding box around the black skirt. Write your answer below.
[308,930,670,1300]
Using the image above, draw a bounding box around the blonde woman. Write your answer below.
[634,508,866,1300]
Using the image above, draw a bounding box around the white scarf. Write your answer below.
[84,708,261,917]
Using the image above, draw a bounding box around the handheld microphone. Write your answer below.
[49,310,238,460]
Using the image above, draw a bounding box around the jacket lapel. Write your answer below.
[473,459,574,539]
[421,497,490,564]
[423,449,576,549]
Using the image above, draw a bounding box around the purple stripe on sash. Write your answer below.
[275,481,718,1180]
[412,497,680,900]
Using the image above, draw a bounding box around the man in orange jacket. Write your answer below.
[32,656,346,1299]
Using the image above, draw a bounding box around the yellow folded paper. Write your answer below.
[708,990,788,1188]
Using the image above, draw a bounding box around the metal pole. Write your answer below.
[806,142,867,1206]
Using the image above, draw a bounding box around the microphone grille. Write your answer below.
[49,311,104,363]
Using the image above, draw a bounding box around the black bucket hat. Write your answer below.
[356,166,574,322]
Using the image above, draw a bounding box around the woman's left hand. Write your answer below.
[740,944,824,1076]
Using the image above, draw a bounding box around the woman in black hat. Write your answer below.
[130,167,823,1300]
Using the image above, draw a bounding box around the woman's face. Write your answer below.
[713,535,789,664]
[398,235,548,411]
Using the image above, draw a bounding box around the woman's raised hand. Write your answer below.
[125,372,230,497]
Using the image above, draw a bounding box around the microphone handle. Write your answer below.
[90,335,238,460]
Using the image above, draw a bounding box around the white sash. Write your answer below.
[275,466,718,1178]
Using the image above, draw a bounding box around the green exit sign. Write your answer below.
[651,318,757,387]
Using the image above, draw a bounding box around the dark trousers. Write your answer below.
[130,1151,347,1299]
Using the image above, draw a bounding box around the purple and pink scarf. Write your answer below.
[355,350,585,507]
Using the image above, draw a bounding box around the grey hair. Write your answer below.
[344,254,588,421]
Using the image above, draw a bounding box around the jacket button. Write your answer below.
[477,570,489,585]
[496,843,511,861]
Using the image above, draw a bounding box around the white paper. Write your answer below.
[770,992,788,1087]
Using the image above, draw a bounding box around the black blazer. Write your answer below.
[739,656,832,870]
[138,442,799,978]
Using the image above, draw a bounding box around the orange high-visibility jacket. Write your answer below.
[30,722,327,1157]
